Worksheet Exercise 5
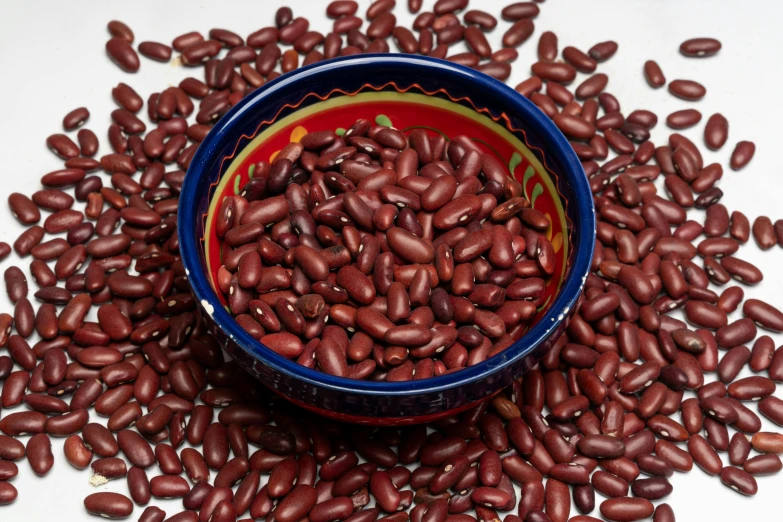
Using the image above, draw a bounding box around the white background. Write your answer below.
[1,0,782,521]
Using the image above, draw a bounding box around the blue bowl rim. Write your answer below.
[179,54,596,398]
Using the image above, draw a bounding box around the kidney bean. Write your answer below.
[728,375,776,400]
[702,113,730,150]
[750,432,783,454]
[0,411,47,436]
[756,395,783,426]
[106,37,140,72]
[137,41,172,62]
[9,192,42,224]
[643,60,666,87]
[0,481,17,506]
[720,466,758,495]
[728,140,756,170]
[629,477,672,500]
[600,498,654,522]
[577,435,625,459]
[429,455,470,494]
[63,434,93,469]
[501,19,534,48]
[25,433,53,475]
[728,432,752,467]
[59,107,90,132]
[744,453,783,475]
[369,469,400,512]
[666,109,702,129]
[743,298,783,332]
[150,475,190,499]
[178,448,210,485]
[92,457,128,481]
[84,492,134,518]
[680,37,721,57]
[668,79,706,100]
[106,20,134,43]
[271,485,315,522]
[118,429,155,468]
[687,434,723,475]
[119,466,150,507]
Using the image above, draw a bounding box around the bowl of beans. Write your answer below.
[179,54,595,424]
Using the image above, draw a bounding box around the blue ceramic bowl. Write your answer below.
[179,54,595,425]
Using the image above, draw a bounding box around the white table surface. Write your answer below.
[0,0,782,520]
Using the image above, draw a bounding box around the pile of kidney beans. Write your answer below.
[1,1,782,522]
[213,120,550,380]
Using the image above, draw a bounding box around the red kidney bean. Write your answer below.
[600,497,653,521]
[635,454,673,479]
[729,432,752,466]
[688,434,723,475]
[729,140,756,170]
[26,433,54,475]
[644,61,666,88]
[0,460,18,482]
[577,435,625,459]
[9,193,41,224]
[588,40,618,61]
[758,395,783,425]
[666,109,702,129]
[118,429,155,468]
[0,411,47,436]
[64,434,93,469]
[92,457,128,481]
[680,37,721,57]
[668,79,706,100]
[704,113,729,150]
[720,466,758,495]
[118,467,148,505]
[84,492,134,518]
[728,375,776,400]
[750,432,783,453]
[181,448,210,484]
[275,485,317,522]
[107,20,134,42]
[106,37,140,72]
[744,454,783,475]
[630,477,672,500]
[62,107,90,130]
[743,298,783,331]
[370,469,400,512]
[0,482,17,506]
[502,19,534,48]
[310,497,354,522]
[150,475,191,499]
[140,41,172,61]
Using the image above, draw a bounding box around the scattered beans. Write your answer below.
[730,141,756,170]
[139,41,173,62]
[666,109,702,129]
[84,492,134,518]
[63,107,90,130]
[704,113,729,150]
[644,60,665,88]
[668,79,706,100]
[680,37,722,57]
[106,37,141,73]
[0,4,778,522]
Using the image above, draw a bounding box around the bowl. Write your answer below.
[179,54,595,425]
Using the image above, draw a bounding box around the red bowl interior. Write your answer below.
[202,85,573,339]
